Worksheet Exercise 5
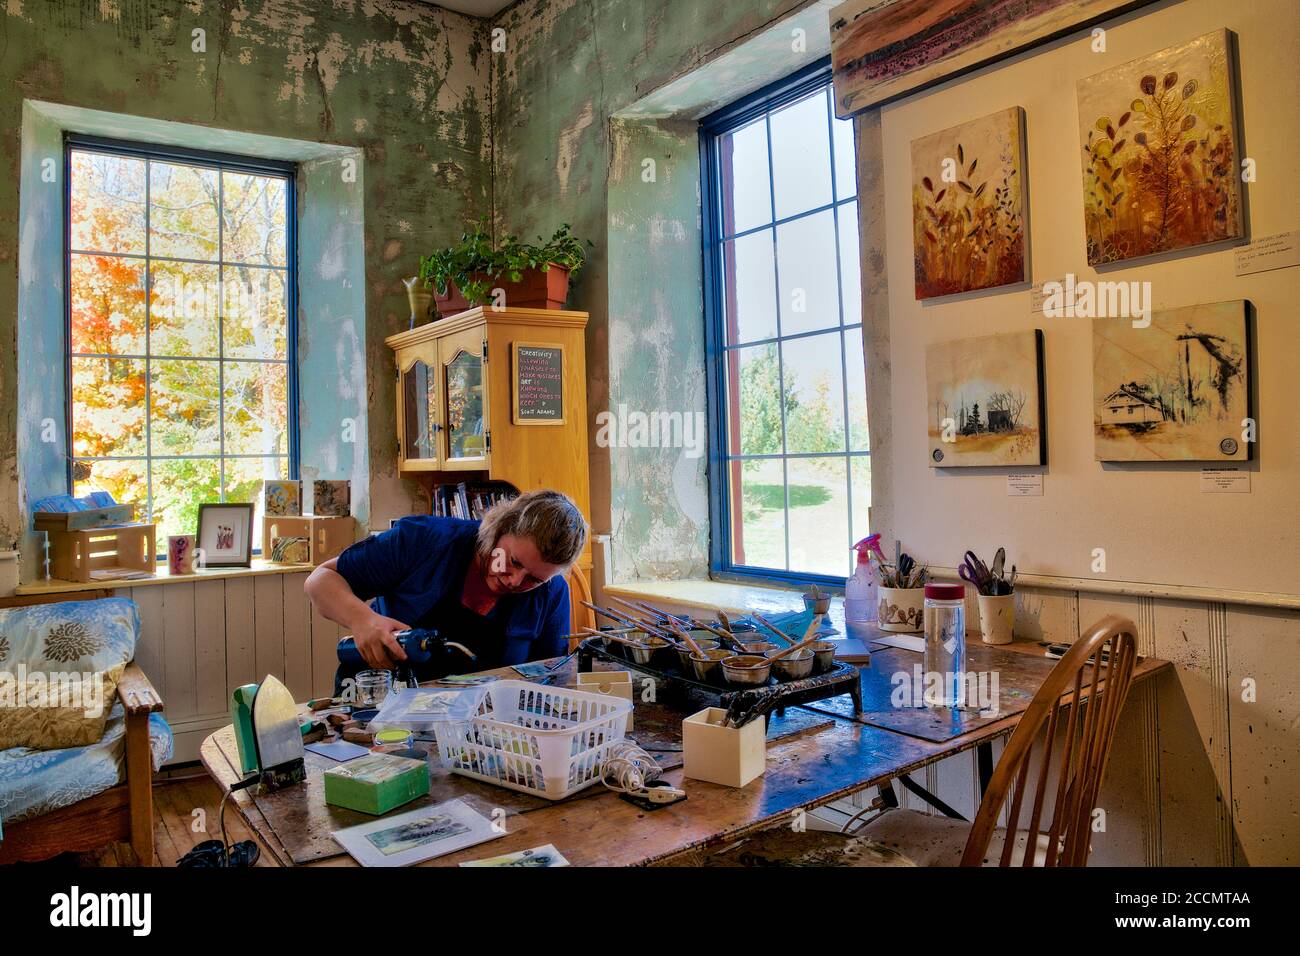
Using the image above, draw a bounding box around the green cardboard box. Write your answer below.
[323,753,430,815]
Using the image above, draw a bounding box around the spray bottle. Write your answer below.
[846,534,884,623]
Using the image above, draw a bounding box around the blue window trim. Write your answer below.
[700,57,866,591]
[63,133,300,550]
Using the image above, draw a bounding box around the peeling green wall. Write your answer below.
[0,0,491,569]
[490,0,830,580]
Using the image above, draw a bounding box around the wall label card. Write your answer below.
[1234,229,1300,277]
[512,342,565,425]
[1006,473,1044,496]
[1030,277,1066,314]
[1200,467,1250,493]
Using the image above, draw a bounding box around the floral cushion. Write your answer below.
[0,598,139,670]
[0,703,173,827]
[0,599,141,750]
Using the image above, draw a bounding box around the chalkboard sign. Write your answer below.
[512,342,566,424]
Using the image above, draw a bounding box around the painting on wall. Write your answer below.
[911,106,1029,300]
[829,0,1160,116]
[926,330,1046,467]
[1093,301,1249,461]
[1077,29,1244,266]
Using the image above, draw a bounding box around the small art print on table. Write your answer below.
[313,480,351,517]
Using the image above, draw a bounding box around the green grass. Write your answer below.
[743,482,831,512]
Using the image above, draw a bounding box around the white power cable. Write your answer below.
[600,740,662,794]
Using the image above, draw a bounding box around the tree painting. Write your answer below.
[1077,30,1243,266]
[910,107,1029,300]
[1092,301,1249,461]
[69,149,290,547]
[926,330,1045,467]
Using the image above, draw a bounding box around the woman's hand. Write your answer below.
[350,612,412,669]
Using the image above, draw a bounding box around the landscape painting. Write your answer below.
[926,330,1045,467]
[829,0,1160,116]
[911,106,1028,300]
[1093,301,1250,461]
[1077,29,1244,266]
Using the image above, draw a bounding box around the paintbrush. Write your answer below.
[751,612,796,646]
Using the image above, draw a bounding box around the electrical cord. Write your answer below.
[600,740,662,794]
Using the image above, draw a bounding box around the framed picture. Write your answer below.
[1076,29,1244,265]
[196,503,255,568]
[910,106,1029,300]
[926,329,1047,467]
[1092,300,1250,461]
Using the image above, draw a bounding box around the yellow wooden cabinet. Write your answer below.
[385,307,595,631]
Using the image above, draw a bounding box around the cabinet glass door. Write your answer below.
[441,334,488,466]
[402,358,440,464]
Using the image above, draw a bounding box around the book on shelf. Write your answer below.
[430,481,517,520]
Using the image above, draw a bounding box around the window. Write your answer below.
[66,137,297,549]
[702,62,869,585]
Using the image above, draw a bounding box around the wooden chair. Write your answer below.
[691,615,1139,867]
[859,614,1139,866]
[566,564,596,649]
[0,592,165,866]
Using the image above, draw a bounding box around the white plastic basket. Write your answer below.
[431,679,633,800]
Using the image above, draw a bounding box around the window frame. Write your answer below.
[700,58,867,589]
[62,134,301,546]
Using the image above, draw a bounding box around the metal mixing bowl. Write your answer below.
[722,654,772,686]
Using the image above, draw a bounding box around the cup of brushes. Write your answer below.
[960,547,1017,645]
[873,549,929,633]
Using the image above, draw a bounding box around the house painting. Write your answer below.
[1098,383,1163,427]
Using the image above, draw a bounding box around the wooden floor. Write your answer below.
[24,766,278,868]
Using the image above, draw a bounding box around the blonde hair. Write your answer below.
[476,489,588,567]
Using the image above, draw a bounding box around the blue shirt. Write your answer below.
[334,516,570,668]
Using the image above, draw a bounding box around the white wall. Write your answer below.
[879,0,1300,595]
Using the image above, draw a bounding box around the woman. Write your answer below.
[306,489,588,683]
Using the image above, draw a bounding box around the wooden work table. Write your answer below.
[199,634,1170,867]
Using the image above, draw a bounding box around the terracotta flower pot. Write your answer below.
[878,586,924,633]
[433,264,571,319]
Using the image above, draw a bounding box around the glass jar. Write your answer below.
[923,583,966,708]
[354,668,393,708]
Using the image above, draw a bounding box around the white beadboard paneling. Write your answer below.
[310,602,344,699]
[160,581,197,720]
[127,585,166,699]
[1226,605,1300,865]
[282,572,313,702]
[224,577,256,693]
[192,579,227,716]
[253,574,285,683]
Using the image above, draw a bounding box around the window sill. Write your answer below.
[602,577,823,617]
[14,559,314,597]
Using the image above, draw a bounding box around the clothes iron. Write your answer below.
[230,675,306,792]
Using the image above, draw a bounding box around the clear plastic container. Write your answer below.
[923,583,966,708]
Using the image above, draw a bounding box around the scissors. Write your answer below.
[960,550,991,592]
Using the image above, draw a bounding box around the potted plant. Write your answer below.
[418,220,588,319]
[960,548,1017,644]
[873,551,928,633]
